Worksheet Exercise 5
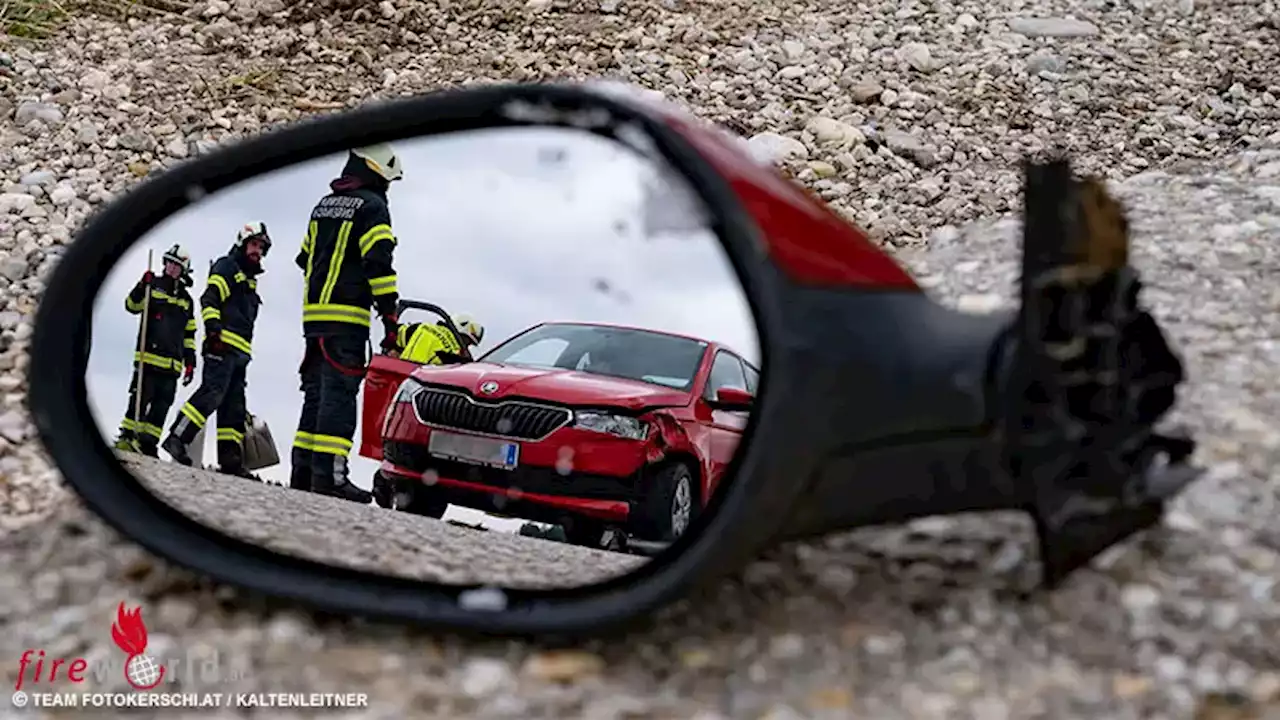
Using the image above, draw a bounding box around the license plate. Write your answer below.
[427,430,519,470]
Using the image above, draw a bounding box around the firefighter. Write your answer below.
[112,244,197,457]
[161,223,269,480]
[290,144,403,503]
[390,313,485,365]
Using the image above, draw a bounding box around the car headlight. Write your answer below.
[574,411,649,440]
[385,379,424,436]
[393,378,424,405]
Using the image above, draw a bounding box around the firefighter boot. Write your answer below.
[312,456,373,504]
[113,434,140,453]
[216,443,261,481]
[136,436,160,459]
[289,464,313,492]
[161,433,193,466]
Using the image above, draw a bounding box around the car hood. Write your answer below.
[410,362,692,410]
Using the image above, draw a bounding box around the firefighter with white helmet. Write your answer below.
[391,312,485,365]
[161,223,269,480]
[290,143,404,502]
[113,243,198,457]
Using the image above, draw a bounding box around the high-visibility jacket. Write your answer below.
[296,184,400,338]
[396,323,466,365]
[200,252,262,357]
[126,273,197,374]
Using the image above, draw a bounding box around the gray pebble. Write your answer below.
[0,4,1279,718]
[14,101,63,126]
[1008,17,1100,38]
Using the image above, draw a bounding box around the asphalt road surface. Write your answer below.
[119,454,648,590]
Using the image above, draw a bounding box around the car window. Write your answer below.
[482,323,708,391]
[496,337,569,368]
[704,351,748,400]
[743,363,760,395]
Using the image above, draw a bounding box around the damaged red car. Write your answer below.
[359,320,758,549]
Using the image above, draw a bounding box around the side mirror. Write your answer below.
[29,78,1201,638]
[710,386,753,411]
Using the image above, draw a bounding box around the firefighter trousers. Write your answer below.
[291,333,366,489]
[118,364,178,455]
[168,349,250,470]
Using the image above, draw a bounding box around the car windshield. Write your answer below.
[480,323,708,391]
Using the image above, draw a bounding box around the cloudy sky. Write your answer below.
[85,126,759,530]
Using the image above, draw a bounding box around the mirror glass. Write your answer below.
[85,124,760,591]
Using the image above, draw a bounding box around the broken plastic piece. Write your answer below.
[1008,157,1203,588]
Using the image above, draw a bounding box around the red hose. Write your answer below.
[317,337,369,377]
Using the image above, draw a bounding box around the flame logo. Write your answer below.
[110,602,166,690]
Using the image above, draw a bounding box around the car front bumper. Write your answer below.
[380,453,634,525]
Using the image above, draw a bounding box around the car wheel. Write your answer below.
[397,484,448,519]
[562,518,606,548]
[372,472,394,509]
[634,461,697,542]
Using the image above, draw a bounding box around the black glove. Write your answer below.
[380,314,400,354]
[183,363,195,386]
[141,270,155,285]
[203,329,226,356]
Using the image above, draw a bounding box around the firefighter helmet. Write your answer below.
[351,144,404,183]
[235,221,272,256]
[451,313,484,347]
[161,243,191,274]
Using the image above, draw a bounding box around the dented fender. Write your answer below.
[643,410,696,464]
[641,410,717,502]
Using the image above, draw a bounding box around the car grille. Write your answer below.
[413,387,572,441]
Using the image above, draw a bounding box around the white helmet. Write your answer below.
[351,143,404,183]
[451,313,484,347]
[235,221,272,255]
[161,243,191,274]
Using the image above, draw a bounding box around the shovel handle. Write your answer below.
[132,250,154,424]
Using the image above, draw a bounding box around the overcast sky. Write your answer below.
[85,126,759,530]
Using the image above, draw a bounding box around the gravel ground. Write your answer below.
[3,0,1280,717]
[120,453,647,589]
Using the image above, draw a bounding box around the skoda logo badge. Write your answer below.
[479,381,499,395]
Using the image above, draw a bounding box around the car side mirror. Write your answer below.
[709,386,753,411]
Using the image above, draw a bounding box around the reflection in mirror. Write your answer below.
[86,126,761,591]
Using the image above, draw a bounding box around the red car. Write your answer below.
[359,320,759,548]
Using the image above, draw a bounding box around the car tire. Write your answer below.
[563,518,606,548]
[372,472,394,509]
[633,461,697,542]
[398,483,448,519]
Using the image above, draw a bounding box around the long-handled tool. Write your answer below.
[131,250,154,445]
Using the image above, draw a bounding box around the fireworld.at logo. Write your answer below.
[14,602,244,692]
[110,603,165,690]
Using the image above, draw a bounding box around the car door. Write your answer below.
[701,350,752,498]
[358,353,425,461]
[742,361,760,397]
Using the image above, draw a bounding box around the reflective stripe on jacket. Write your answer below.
[296,187,400,337]
[396,323,462,365]
[201,254,261,357]
[126,275,196,374]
